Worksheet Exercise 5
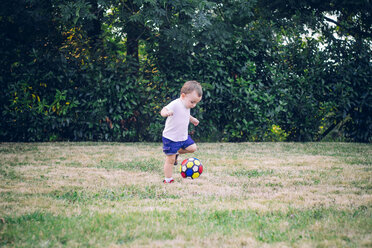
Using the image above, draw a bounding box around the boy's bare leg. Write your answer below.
[164,154,176,178]
[178,144,197,154]
[175,144,197,165]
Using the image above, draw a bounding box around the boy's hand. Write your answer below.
[190,117,199,126]
[161,107,173,117]
[166,110,174,117]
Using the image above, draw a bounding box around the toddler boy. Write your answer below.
[160,81,202,183]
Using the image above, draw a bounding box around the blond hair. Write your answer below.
[180,80,203,97]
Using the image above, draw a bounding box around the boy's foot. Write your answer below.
[163,179,174,184]
[174,154,179,166]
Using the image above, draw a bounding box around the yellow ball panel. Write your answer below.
[191,172,200,179]
[194,160,200,165]
[187,162,194,168]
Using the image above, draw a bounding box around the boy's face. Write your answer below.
[181,91,202,109]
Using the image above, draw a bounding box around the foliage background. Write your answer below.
[0,0,371,142]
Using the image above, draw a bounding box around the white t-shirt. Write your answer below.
[162,98,190,141]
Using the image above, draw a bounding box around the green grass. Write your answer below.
[0,142,371,247]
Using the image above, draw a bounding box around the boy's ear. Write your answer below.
[180,93,186,99]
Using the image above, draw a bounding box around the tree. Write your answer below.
[1,0,370,142]
[258,0,372,142]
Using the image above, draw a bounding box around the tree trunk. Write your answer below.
[87,0,103,50]
[125,23,140,75]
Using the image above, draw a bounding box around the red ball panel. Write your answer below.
[181,171,187,178]
[181,159,188,166]
[199,165,203,174]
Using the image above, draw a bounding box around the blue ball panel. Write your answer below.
[185,168,193,177]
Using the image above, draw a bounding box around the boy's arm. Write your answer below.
[161,107,173,117]
[190,115,199,126]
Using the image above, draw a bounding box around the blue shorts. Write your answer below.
[162,135,195,155]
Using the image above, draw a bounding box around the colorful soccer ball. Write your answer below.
[180,157,203,179]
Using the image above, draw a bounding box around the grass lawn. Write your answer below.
[0,142,371,247]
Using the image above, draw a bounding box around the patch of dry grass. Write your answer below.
[0,142,371,247]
